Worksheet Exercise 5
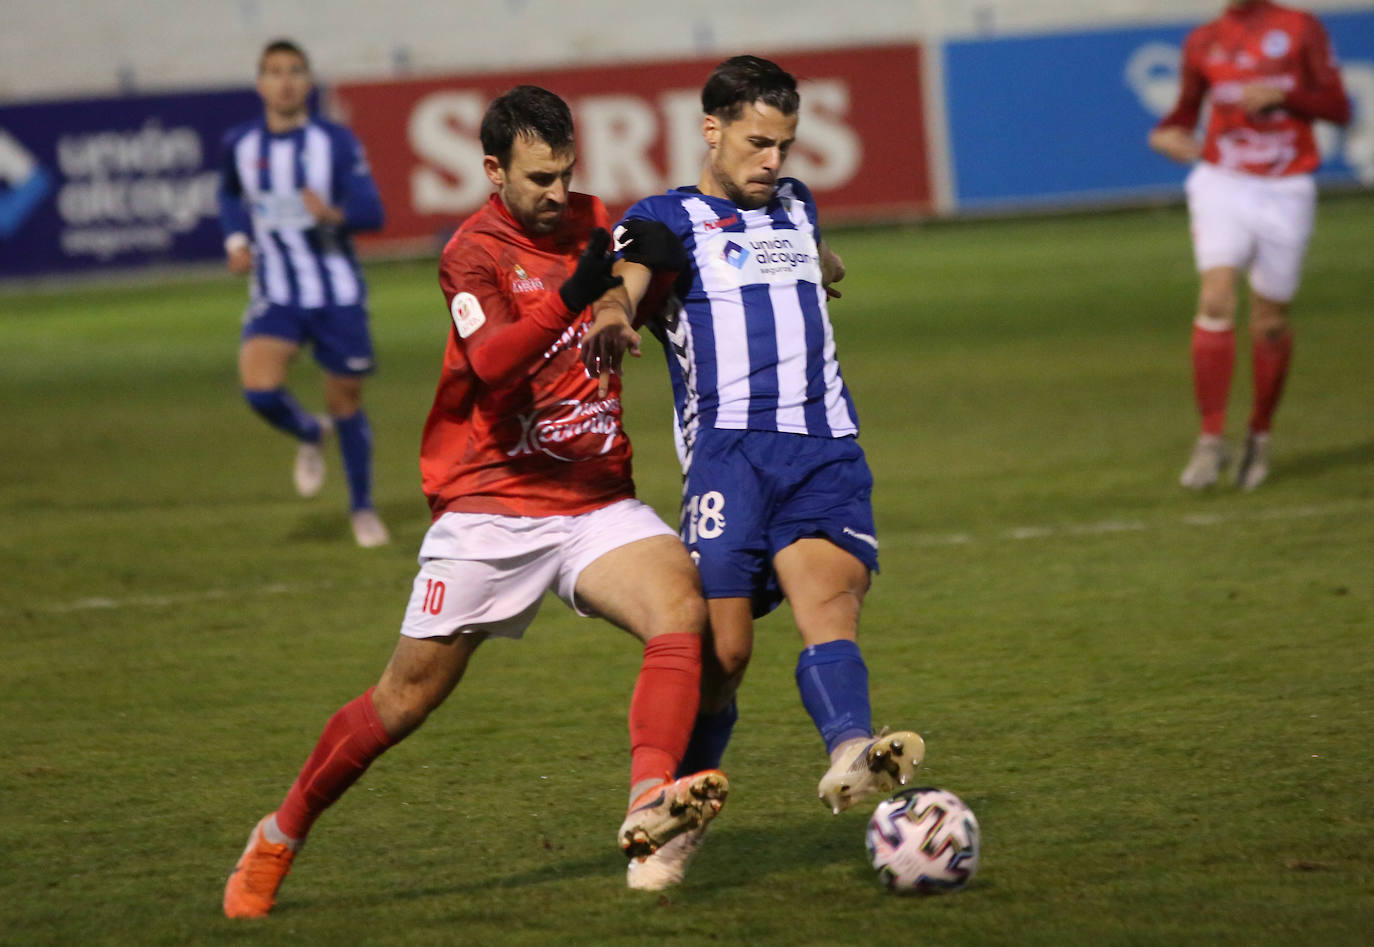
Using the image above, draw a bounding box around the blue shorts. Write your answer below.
[679,428,879,617]
[242,301,376,376]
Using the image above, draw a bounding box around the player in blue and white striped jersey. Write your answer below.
[584,56,924,890]
[217,39,389,547]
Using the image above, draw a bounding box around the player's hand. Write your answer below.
[820,242,845,299]
[1147,126,1201,165]
[559,227,623,313]
[301,188,343,226]
[613,219,687,271]
[581,307,641,398]
[226,245,253,274]
[1240,83,1286,115]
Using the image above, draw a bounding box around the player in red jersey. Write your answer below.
[222,86,727,919]
[1149,0,1350,490]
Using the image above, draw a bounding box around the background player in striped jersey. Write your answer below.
[222,85,726,918]
[583,55,923,890]
[1149,1,1350,491]
[218,39,390,546]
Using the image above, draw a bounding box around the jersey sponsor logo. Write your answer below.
[0,130,53,239]
[748,235,816,275]
[1216,127,1299,170]
[450,291,486,337]
[251,193,315,230]
[1262,29,1292,60]
[1212,73,1295,106]
[506,397,622,462]
[702,213,739,231]
[709,227,822,286]
[511,262,546,294]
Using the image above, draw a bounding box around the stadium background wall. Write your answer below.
[1,1,1370,277]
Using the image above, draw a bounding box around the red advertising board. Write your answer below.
[330,45,930,251]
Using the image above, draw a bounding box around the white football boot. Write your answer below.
[350,509,391,548]
[293,415,333,498]
[1235,432,1270,492]
[626,824,709,891]
[1179,434,1228,490]
[818,729,925,814]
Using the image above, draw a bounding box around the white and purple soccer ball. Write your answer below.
[865,787,980,894]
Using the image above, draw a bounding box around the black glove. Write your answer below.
[614,218,688,271]
[559,227,622,313]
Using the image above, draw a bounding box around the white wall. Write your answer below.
[4,0,1372,101]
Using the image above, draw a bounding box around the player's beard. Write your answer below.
[712,162,774,210]
[512,198,564,236]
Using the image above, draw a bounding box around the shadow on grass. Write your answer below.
[1278,438,1374,481]
[290,814,878,913]
[283,500,423,546]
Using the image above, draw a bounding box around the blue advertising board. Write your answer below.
[0,89,260,278]
[943,11,1374,210]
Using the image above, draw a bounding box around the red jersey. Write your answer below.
[421,192,635,518]
[1157,0,1350,176]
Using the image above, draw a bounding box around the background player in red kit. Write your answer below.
[1149,0,1350,491]
[222,85,727,919]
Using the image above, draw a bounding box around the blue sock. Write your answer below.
[795,640,872,754]
[676,701,738,777]
[334,410,374,512]
[243,388,321,442]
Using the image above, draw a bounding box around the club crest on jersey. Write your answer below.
[1261,29,1291,59]
[511,263,545,294]
[506,398,622,462]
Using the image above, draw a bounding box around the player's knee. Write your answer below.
[712,638,752,680]
[1249,302,1290,340]
[663,589,708,638]
[324,374,364,416]
[1197,290,1235,323]
[1197,274,1237,322]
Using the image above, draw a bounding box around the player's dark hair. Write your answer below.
[701,55,799,121]
[258,39,309,74]
[481,85,576,167]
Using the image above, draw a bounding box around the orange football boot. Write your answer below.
[618,769,728,860]
[223,815,298,918]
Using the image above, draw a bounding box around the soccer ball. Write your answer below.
[865,786,980,894]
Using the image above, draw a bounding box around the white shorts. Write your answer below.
[1185,162,1316,303]
[399,498,678,640]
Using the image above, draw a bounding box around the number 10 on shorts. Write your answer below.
[421,578,445,615]
[685,490,726,543]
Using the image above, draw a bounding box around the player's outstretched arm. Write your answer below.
[300,188,345,227]
[584,261,651,397]
[1148,126,1201,164]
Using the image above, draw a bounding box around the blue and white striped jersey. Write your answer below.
[619,178,858,468]
[217,117,383,309]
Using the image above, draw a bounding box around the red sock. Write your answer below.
[1192,318,1235,436]
[1248,330,1293,434]
[275,687,393,841]
[628,633,702,791]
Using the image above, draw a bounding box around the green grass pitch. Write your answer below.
[2,194,1371,945]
